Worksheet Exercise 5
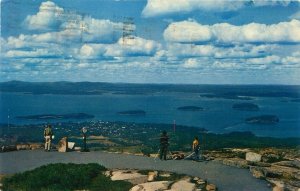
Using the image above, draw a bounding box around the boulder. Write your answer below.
[147,171,158,182]
[267,178,285,191]
[170,178,196,191]
[246,152,262,162]
[206,184,217,191]
[0,145,17,152]
[272,186,284,191]
[29,143,43,150]
[130,181,171,191]
[16,144,30,150]
[58,137,68,152]
[159,173,171,178]
[250,166,264,179]
[262,154,281,163]
[171,152,185,160]
[196,179,206,185]
[111,170,147,185]
[221,158,249,168]
[262,167,283,178]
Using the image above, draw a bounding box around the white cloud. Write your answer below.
[78,44,106,58]
[5,49,59,58]
[164,19,300,44]
[24,1,125,43]
[142,0,295,17]
[247,55,281,65]
[25,1,64,30]
[78,17,124,43]
[164,21,212,43]
[183,58,201,68]
[164,43,277,60]
[142,0,246,17]
[105,36,161,57]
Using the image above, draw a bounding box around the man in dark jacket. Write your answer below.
[159,131,169,160]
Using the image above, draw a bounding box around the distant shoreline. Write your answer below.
[1,81,299,97]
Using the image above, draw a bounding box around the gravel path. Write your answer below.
[0,150,270,191]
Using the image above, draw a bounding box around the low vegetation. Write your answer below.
[2,163,132,191]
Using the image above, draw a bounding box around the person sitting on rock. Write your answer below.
[192,136,200,160]
[159,131,169,160]
[44,124,53,151]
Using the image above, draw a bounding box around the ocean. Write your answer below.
[1,90,299,138]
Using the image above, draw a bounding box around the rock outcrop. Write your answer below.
[205,148,300,191]
[169,178,196,191]
[106,169,217,191]
[110,170,148,185]
[130,181,171,191]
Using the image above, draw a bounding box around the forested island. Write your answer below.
[177,106,204,111]
[245,115,279,124]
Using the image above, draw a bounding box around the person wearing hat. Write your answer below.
[44,124,53,151]
[159,131,169,160]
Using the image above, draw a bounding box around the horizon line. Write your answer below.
[1,80,300,86]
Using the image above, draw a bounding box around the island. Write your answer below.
[177,106,204,111]
[245,115,279,124]
[16,113,94,120]
[232,103,259,111]
[117,110,146,115]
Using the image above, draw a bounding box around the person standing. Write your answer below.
[192,136,200,160]
[159,131,169,160]
[44,124,53,151]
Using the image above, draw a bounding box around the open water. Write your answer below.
[0,91,299,138]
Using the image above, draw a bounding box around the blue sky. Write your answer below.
[1,0,300,84]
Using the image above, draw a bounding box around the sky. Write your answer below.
[1,0,300,84]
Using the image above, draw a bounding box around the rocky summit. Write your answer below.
[204,148,300,191]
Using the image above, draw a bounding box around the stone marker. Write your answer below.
[68,142,75,150]
[58,137,68,152]
[246,152,262,162]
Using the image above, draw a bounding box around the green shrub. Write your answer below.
[2,163,131,191]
